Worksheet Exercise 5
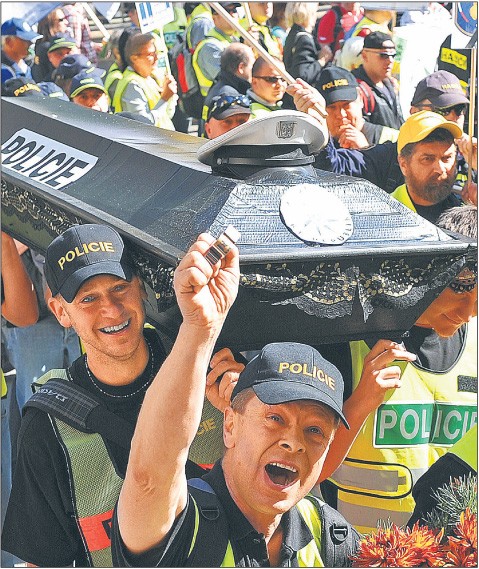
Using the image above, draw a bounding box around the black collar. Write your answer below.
[204,461,314,559]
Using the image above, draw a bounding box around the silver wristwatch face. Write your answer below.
[280,183,354,245]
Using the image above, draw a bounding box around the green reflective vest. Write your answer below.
[449,424,477,471]
[192,28,233,96]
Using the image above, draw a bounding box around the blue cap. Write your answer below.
[38,81,69,101]
[70,70,107,99]
[53,54,105,80]
[1,18,41,42]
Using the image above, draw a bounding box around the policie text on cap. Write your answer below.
[45,224,133,302]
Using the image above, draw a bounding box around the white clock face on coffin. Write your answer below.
[280,183,354,245]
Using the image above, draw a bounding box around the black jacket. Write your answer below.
[352,65,404,130]
[283,23,323,86]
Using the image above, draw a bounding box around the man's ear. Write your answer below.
[48,295,73,328]
[204,121,212,139]
[223,406,236,449]
[397,153,408,176]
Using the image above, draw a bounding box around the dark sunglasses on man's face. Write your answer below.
[208,94,250,120]
[253,75,287,84]
[417,103,468,117]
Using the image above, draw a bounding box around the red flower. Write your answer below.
[351,513,477,568]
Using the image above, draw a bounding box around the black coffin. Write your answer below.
[2,97,475,349]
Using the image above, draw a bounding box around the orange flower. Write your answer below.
[351,514,477,568]
[446,509,477,568]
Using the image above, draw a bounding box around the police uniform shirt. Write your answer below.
[2,328,166,567]
[111,460,316,567]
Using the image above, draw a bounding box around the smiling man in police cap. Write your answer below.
[317,65,399,149]
[111,230,359,566]
[2,224,229,566]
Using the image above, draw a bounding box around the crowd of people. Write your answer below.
[1,1,477,567]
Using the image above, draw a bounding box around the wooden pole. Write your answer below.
[243,2,254,28]
[82,2,111,41]
[208,1,327,118]
[467,46,476,186]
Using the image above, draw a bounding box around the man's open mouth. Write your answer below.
[100,319,130,334]
[265,462,299,486]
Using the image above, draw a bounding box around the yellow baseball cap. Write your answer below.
[397,110,462,154]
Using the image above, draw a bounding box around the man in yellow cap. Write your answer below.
[392,110,463,223]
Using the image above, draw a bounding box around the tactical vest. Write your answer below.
[104,62,122,104]
[240,18,282,58]
[112,68,174,129]
[192,29,233,96]
[250,101,281,120]
[28,369,225,566]
[330,324,477,534]
[187,477,358,567]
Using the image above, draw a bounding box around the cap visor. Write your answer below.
[431,93,470,107]
[253,381,350,429]
[70,84,107,99]
[325,87,358,105]
[58,261,133,303]
[214,106,251,120]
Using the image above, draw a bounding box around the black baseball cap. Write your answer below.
[48,33,77,53]
[316,66,358,106]
[45,224,134,302]
[2,77,42,98]
[70,71,107,99]
[53,54,105,80]
[231,342,349,428]
[411,70,469,108]
[363,31,395,52]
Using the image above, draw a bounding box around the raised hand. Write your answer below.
[173,233,240,330]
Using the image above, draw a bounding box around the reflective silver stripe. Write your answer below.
[337,499,412,533]
[331,464,428,493]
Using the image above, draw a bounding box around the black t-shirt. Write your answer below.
[407,452,474,528]
[111,460,316,567]
[1,327,166,567]
[414,193,462,224]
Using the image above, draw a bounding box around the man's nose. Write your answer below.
[99,295,124,315]
[279,426,305,453]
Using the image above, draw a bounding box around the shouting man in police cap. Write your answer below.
[111,233,359,567]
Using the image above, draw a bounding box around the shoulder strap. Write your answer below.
[305,494,360,568]
[331,5,344,46]
[24,378,135,449]
[186,478,230,567]
[357,79,375,115]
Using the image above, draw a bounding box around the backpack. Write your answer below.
[169,31,204,120]
[187,478,360,567]
[314,5,344,51]
[356,79,376,116]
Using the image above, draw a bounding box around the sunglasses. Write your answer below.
[415,103,468,117]
[208,94,250,120]
[363,48,396,59]
[253,75,287,84]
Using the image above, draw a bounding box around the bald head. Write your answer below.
[220,42,255,82]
